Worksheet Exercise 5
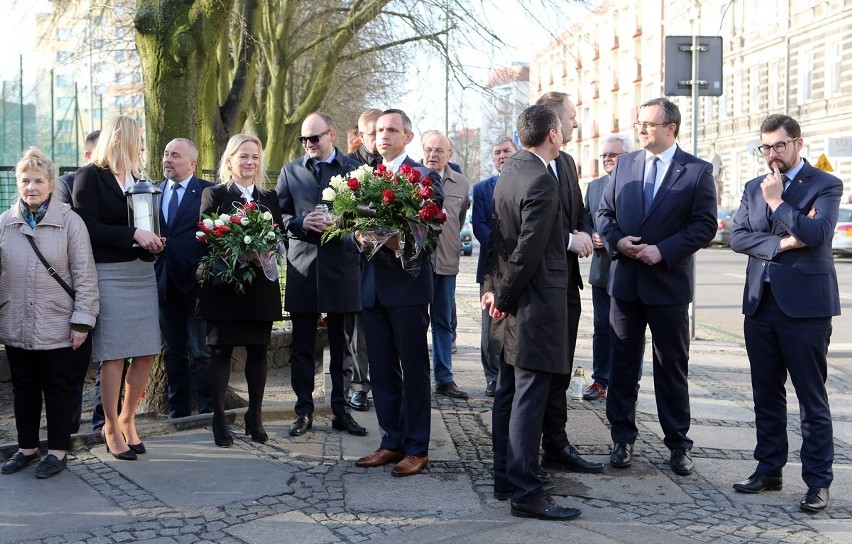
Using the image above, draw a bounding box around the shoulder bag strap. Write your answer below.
[26,235,76,299]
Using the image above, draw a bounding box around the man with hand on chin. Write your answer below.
[729,114,842,512]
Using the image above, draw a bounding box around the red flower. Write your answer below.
[418,185,434,198]
[374,163,387,175]
[420,176,432,187]
[229,216,242,223]
[382,189,395,206]
[399,164,412,176]
[213,225,231,236]
[196,235,207,243]
[347,177,360,191]
[435,210,447,224]
[408,169,421,183]
[244,201,258,211]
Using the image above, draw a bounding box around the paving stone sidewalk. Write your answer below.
[0,254,850,544]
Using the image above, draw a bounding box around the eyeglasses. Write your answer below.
[599,152,624,159]
[298,129,331,145]
[756,138,799,155]
[633,122,669,130]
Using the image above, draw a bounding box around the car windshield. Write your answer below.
[717,208,733,219]
[838,208,852,222]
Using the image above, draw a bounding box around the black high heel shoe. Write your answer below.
[122,433,146,455]
[212,415,234,448]
[244,411,269,443]
[103,431,137,461]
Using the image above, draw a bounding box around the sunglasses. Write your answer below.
[298,129,331,145]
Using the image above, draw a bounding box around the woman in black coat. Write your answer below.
[196,134,283,447]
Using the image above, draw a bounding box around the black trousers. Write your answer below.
[289,312,351,418]
[7,346,75,450]
[68,334,93,434]
[745,285,833,487]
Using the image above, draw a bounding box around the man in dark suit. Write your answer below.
[156,138,215,418]
[482,104,580,520]
[57,130,101,205]
[277,112,366,438]
[596,97,717,476]
[472,136,516,396]
[350,109,443,477]
[344,108,383,411]
[583,134,634,401]
[533,92,601,475]
[729,114,842,512]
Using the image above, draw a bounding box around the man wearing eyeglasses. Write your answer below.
[582,134,634,402]
[595,97,717,477]
[276,112,367,439]
[729,114,842,512]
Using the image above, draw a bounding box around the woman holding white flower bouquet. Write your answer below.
[196,134,284,447]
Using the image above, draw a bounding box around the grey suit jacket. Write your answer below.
[585,174,610,288]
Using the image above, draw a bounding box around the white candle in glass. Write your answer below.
[134,196,153,232]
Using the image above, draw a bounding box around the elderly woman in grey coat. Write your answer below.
[0,148,98,479]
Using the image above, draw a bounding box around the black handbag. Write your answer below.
[26,236,76,299]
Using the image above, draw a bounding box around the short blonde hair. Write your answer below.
[218,134,267,188]
[91,116,144,178]
[15,147,56,195]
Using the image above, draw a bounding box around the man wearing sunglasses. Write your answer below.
[276,112,367,439]
[595,97,717,477]
[729,114,842,512]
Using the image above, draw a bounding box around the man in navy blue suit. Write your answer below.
[595,97,717,476]
[471,136,516,396]
[729,114,842,512]
[156,138,215,418]
[351,109,443,477]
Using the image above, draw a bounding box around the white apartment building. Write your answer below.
[531,0,852,207]
[35,0,144,166]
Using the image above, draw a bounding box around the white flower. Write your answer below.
[214,219,225,227]
[244,235,253,244]
[329,175,345,191]
[262,211,273,221]
[240,217,250,226]
[202,218,214,228]
[266,231,276,240]
[196,231,205,238]
[219,214,230,222]
[353,165,372,182]
[321,187,336,201]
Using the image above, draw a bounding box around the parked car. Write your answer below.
[833,204,852,257]
[460,218,473,256]
[710,207,735,246]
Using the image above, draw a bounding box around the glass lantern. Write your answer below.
[125,179,163,236]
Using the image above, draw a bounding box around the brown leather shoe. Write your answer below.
[355,448,405,468]
[391,455,429,477]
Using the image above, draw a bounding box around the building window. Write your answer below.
[55,28,72,40]
[57,96,74,109]
[57,51,74,63]
[55,74,73,87]
[749,65,760,112]
[57,120,73,132]
[769,60,783,110]
[828,41,842,97]
[798,48,813,104]
[733,73,743,115]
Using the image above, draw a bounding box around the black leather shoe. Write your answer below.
[800,486,829,512]
[485,381,496,397]
[435,381,469,399]
[494,487,514,501]
[510,495,581,521]
[610,443,633,468]
[670,448,694,476]
[289,414,313,437]
[212,416,234,448]
[348,391,370,412]
[733,472,782,494]
[1,451,40,474]
[35,454,67,479]
[331,413,368,436]
[542,445,604,473]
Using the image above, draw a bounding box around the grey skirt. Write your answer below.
[92,259,161,362]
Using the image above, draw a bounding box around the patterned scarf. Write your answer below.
[20,198,50,229]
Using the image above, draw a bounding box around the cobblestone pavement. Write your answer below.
[1,251,851,544]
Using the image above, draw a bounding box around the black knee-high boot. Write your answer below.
[209,346,234,447]
[243,345,268,443]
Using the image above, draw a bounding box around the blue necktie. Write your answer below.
[643,157,658,216]
[313,161,324,182]
[167,183,182,224]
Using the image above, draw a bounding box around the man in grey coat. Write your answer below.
[276,112,366,437]
[583,134,633,400]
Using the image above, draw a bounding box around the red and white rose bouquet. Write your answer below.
[196,200,284,294]
[320,163,445,271]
